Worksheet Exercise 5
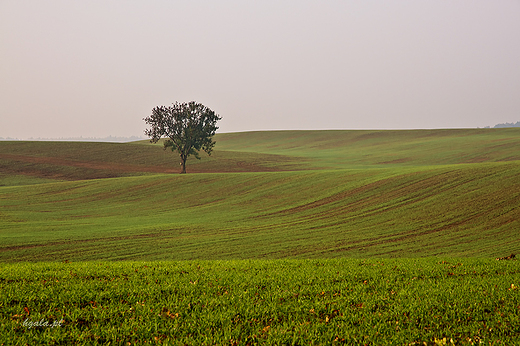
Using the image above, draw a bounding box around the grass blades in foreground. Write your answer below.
[1,259,519,345]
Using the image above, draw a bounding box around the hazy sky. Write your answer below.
[1,1,520,139]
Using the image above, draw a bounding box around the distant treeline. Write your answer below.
[485,121,520,128]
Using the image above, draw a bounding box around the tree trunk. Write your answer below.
[180,157,187,174]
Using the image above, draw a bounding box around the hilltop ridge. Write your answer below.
[1,128,520,184]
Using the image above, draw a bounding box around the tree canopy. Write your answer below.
[143,101,221,173]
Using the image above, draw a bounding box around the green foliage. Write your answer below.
[1,259,519,345]
[143,101,221,173]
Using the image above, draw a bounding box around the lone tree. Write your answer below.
[143,101,221,174]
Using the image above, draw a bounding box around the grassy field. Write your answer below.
[1,129,520,261]
[1,128,520,344]
[2,128,520,179]
[2,259,520,345]
[1,163,520,261]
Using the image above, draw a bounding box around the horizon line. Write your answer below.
[3,125,520,141]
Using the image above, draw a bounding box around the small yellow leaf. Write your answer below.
[434,337,447,346]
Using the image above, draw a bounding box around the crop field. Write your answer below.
[1,128,520,261]
[1,128,520,344]
[2,259,520,345]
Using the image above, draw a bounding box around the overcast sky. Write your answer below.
[1,1,519,139]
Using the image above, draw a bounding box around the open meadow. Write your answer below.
[1,129,519,344]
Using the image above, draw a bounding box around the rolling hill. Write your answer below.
[1,128,519,261]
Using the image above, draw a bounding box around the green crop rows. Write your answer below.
[1,129,520,344]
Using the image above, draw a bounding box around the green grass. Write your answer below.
[211,128,520,168]
[1,163,519,261]
[0,139,306,180]
[1,129,520,343]
[2,128,520,180]
[1,129,520,261]
[2,259,519,345]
